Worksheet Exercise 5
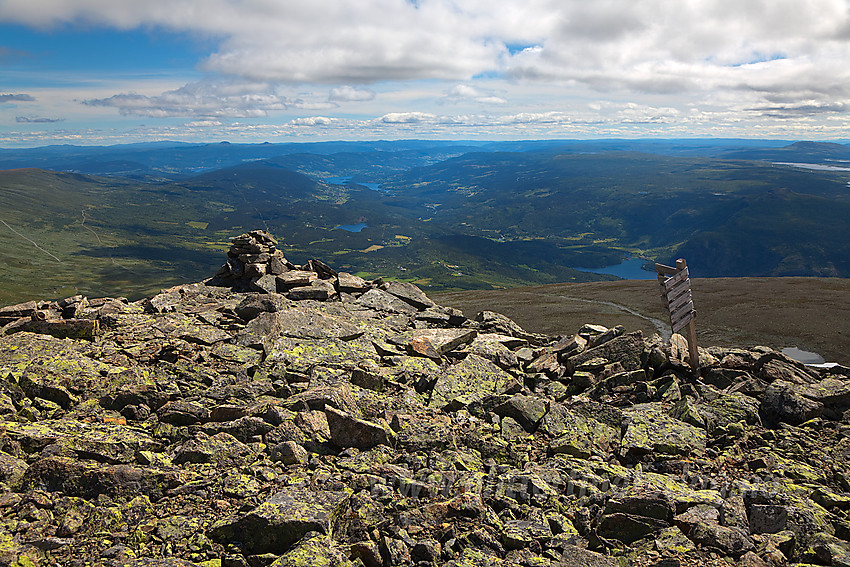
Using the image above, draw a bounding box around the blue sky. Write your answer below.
[2,0,850,147]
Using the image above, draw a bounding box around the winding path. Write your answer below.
[515,289,671,341]
[0,218,62,263]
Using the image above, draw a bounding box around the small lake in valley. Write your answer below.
[574,257,656,280]
[324,177,391,194]
[334,222,368,233]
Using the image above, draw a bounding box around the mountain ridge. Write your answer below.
[0,231,848,566]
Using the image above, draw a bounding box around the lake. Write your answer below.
[335,222,368,233]
[324,177,391,194]
[574,257,656,280]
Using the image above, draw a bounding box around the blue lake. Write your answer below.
[335,222,368,233]
[324,177,391,194]
[574,257,656,280]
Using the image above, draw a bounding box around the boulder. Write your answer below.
[325,406,394,450]
[761,379,825,426]
[209,487,352,555]
[428,354,515,409]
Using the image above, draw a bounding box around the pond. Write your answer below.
[781,346,826,365]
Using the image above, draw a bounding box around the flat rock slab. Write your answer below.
[355,289,419,315]
[539,403,619,458]
[408,328,477,358]
[567,332,644,372]
[761,379,825,426]
[2,419,162,463]
[325,405,394,450]
[384,281,435,310]
[336,272,369,293]
[428,354,514,409]
[209,487,352,555]
[276,270,318,287]
[18,455,181,500]
[621,403,707,458]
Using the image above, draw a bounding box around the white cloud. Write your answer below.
[328,86,376,102]
[0,93,36,102]
[444,84,507,105]
[15,116,64,123]
[289,116,336,126]
[83,80,295,118]
[378,112,437,123]
[3,0,850,140]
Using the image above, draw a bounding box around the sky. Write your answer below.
[1,0,850,147]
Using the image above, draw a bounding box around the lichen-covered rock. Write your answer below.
[269,533,355,566]
[761,379,825,425]
[621,403,707,458]
[0,233,847,567]
[209,488,352,555]
[325,406,394,450]
[432,360,515,412]
[171,432,255,464]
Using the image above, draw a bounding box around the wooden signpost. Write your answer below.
[655,258,699,374]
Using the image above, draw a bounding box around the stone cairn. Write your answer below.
[210,230,370,300]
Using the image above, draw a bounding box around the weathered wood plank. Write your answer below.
[672,311,696,333]
[665,279,691,302]
[663,266,690,292]
[670,301,694,326]
[667,289,693,312]
[655,263,679,277]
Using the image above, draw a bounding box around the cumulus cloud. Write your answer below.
[15,116,64,123]
[0,93,35,102]
[83,80,293,118]
[3,0,850,137]
[289,116,337,126]
[444,84,507,105]
[377,112,436,123]
[328,86,376,102]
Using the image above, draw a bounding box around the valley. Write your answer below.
[1,139,849,311]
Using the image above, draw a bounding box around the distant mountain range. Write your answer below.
[1,138,849,304]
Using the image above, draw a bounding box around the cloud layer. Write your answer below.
[2,0,850,141]
[1,93,35,102]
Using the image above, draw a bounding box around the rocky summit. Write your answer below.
[0,231,849,567]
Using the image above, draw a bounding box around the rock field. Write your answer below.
[0,231,849,567]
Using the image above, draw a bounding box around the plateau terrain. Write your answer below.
[0,231,848,567]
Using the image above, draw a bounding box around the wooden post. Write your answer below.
[655,258,699,375]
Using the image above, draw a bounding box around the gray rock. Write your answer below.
[0,451,29,485]
[209,487,351,555]
[355,288,419,315]
[556,545,621,567]
[428,354,514,409]
[269,441,308,465]
[761,379,825,426]
[383,280,435,310]
[494,394,548,433]
[234,293,291,321]
[621,403,707,458]
[171,432,254,464]
[287,279,336,301]
[276,270,318,288]
[325,406,393,450]
[336,272,369,293]
[567,331,645,372]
